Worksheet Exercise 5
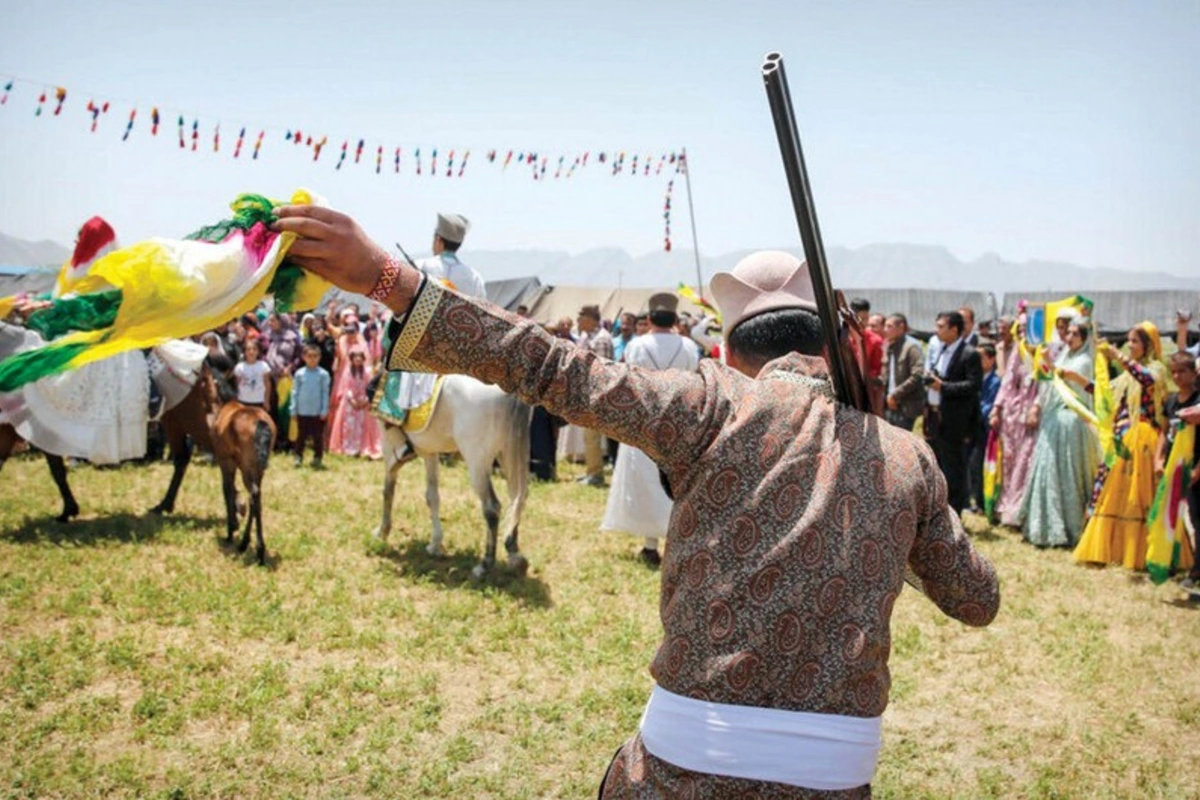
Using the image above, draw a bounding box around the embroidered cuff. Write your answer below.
[384,275,444,372]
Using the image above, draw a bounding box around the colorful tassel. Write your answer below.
[252,130,264,160]
[354,138,364,164]
[431,148,438,175]
[375,144,383,174]
[35,92,46,116]
[415,147,422,175]
[86,100,109,133]
[151,107,160,135]
[335,140,348,170]
[190,119,199,151]
[312,136,327,162]
[446,149,455,177]
[394,146,401,173]
[53,87,66,115]
[233,127,245,158]
[0,80,11,105]
[663,179,674,252]
[212,124,220,152]
[458,150,469,177]
[982,429,1002,521]
[121,108,136,141]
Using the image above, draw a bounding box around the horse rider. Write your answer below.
[274,206,1000,798]
[375,212,485,463]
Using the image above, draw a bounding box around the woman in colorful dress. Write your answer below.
[1073,321,1168,569]
[1021,320,1101,547]
[327,347,381,458]
[327,312,368,439]
[988,314,1041,527]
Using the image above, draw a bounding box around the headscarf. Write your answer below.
[1134,320,1162,362]
[1116,321,1166,427]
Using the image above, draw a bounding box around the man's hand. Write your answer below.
[929,376,943,392]
[12,297,52,322]
[272,206,393,297]
[1179,405,1200,425]
[886,395,899,411]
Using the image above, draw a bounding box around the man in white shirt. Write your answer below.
[413,213,485,299]
[600,293,699,565]
[374,213,485,460]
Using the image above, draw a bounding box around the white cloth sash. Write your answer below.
[639,684,882,791]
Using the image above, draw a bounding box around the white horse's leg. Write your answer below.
[375,425,406,541]
[465,454,502,582]
[497,408,532,576]
[424,454,445,556]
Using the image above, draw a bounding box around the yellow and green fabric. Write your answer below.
[0,190,330,393]
[1146,424,1196,584]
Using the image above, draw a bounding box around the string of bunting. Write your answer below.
[1,72,689,250]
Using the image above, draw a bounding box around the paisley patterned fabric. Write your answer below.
[387,280,1000,797]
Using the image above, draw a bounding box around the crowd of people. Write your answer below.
[193,267,1199,590]
[196,300,392,465]
[844,299,1196,585]
[549,291,1198,587]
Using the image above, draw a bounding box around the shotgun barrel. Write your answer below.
[761,52,864,410]
[762,53,922,592]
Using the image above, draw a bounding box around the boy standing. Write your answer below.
[290,344,331,467]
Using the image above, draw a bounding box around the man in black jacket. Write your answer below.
[924,310,982,515]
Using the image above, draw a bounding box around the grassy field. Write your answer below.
[1,451,1199,799]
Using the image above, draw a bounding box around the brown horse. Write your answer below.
[210,400,275,564]
[0,365,214,522]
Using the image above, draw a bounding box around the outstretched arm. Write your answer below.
[272,206,729,472]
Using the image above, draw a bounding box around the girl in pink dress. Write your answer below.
[328,348,382,458]
[327,314,365,439]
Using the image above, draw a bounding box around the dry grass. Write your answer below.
[1,451,1198,799]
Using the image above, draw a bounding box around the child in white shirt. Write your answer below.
[233,338,272,408]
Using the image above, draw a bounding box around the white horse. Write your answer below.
[375,374,533,581]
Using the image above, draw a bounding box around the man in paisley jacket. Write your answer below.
[273,207,1001,799]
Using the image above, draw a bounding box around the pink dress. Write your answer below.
[327,333,364,438]
[327,364,381,458]
[991,351,1040,526]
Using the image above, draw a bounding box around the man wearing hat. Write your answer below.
[575,303,614,487]
[272,205,1001,797]
[373,212,485,442]
[415,212,484,298]
[600,292,698,566]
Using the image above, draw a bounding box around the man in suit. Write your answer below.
[883,313,924,431]
[925,310,983,515]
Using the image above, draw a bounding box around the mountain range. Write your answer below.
[3,231,1196,294]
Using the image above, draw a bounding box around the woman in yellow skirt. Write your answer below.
[1074,322,1168,569]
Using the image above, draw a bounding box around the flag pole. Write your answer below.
[681,147,704,293]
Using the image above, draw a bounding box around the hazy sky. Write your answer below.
[1,0,1197,281]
